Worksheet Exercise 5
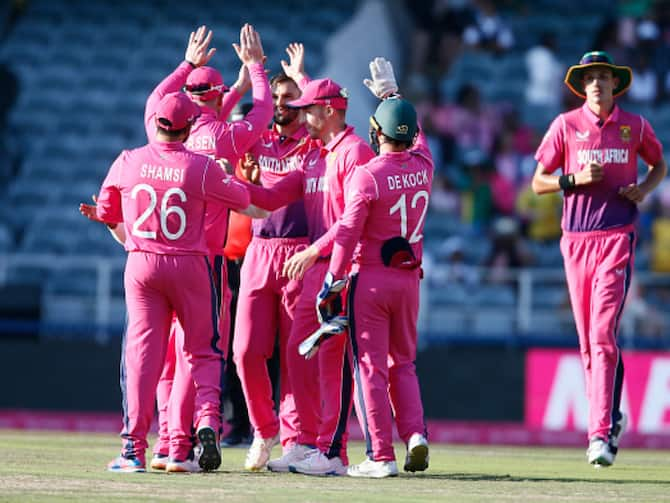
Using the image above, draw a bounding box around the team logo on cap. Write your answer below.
[620,125,631,142]
[396,124,409,135]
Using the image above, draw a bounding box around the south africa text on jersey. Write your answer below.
[258,155,301,174]
[577,148,629,165]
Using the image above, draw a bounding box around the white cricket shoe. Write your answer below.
[587,437,615,467]
[244,434,280,471]
[404,433,429,472]
[149,453,168,471]
[166,451,202,473]
[267,444,317,473]
[289,450,347,476]
[347,457,399,478]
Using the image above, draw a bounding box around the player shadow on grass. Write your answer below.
[145,471,670,484]
[437,473,670,485]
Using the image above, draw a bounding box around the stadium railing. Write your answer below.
[1,253,669,349]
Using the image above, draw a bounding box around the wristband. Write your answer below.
[186,60,196,69]
[559,174,576,190]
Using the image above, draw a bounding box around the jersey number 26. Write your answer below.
[131,183,187,241]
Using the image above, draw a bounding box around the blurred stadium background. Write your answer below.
[0,0,669,443]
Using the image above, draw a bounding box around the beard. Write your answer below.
[274,109,299,126]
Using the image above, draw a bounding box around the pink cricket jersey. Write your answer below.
[184,62,272,165]
[535,103,663,232]
[144,61,272,254]
[144,61,243,144]
[96,141,250,255]
[248,125,318,238]
[247,126,375,253]
[329,130,434,278]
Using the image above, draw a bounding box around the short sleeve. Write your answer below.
[535,115,565,174]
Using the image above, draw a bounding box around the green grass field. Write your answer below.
[1,430,669,502]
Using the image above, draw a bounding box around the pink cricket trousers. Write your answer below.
[120,252,222,462]
[233,236,306,446]
[287,260,353,463]
[348,266,426,462]
[153,256,227,461]
[561,224,634,441]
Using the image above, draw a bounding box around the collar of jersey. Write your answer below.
[325,124,355,151]
[153,140,187,151]
[581,102,620,126]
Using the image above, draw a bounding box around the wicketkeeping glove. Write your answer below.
[316,272,348,324]
[299,316,348,359]
[363,57,399,99]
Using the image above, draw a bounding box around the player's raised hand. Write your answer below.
[363,57,398,99]
[79,195,104,223]
[280,42,306,83]
[618,183,647,204]
[233,24,264,66]
[185,25,216,67]
[231,53,268,95]
[575,162,604,186]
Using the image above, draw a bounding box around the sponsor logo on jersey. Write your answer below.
[620,125,631,142]
[306,157,319,169]
[575,130,590,142]
[577,148,629,165]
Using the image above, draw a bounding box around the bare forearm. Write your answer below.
[531,172,562,195]
[639,159,668,196]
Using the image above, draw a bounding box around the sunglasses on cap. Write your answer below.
[184,83,226,95]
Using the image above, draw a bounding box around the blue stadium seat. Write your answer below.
[473,309,516,334]
[428,309,468,334]
[45,268,97,296]
[473,284,516,307]
[531,285,568,308]
[0,223,14,252]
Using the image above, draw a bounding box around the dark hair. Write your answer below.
[380,133,411,150]
[156,122,190,139]
[270,72,297,89]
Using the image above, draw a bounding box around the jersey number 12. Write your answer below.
[389,190,429,244]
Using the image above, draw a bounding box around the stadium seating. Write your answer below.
[1,0,669,344]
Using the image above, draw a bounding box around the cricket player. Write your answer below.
[246,45,375,475]
[233,70,321,471]
[317,58,432,478]
[532,51,667,467]
[142,24,271,472]
[94,91,252,473]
